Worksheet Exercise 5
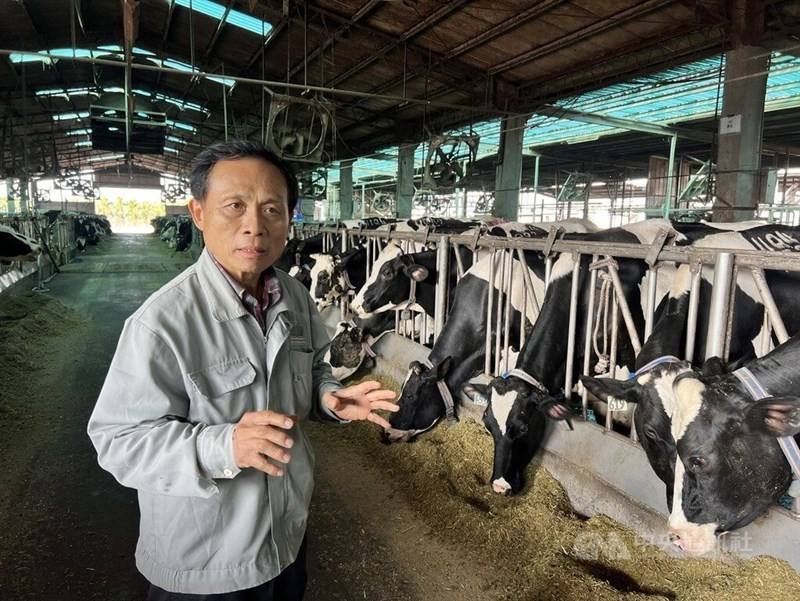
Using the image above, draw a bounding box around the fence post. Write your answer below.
[433,235,449,342]
[704,252,734,359]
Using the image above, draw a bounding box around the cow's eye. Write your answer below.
[644,425,659,440]
[319,272,328,280]
[687,456,707,471]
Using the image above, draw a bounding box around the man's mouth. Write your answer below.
[237,247,267,257]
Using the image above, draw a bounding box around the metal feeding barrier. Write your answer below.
[309,224,800,516]
[1,213,77,291]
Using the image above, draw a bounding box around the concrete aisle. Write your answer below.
[0,234,195,601]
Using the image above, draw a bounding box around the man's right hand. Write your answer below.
[232,410,296,476]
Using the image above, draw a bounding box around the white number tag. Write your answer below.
[608,398,628,412]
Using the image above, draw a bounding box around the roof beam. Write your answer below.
[324,0,472,88]
[487,0,674,76]
[204,0,234,60]
[287,0,383,80]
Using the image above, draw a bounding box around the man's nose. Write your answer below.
[242,207,266,234]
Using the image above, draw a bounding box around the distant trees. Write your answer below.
[96,196,166,227]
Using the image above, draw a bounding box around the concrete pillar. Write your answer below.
[339,160,354,220]
[495,114,528,221]
[396,143,417,218]
[713,46,769,222]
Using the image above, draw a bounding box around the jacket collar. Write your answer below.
[197,248,254,322]
[197,248,294,324]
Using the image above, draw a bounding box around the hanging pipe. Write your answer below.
[605,293,620,433]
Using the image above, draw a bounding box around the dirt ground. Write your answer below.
[1,234,798,601]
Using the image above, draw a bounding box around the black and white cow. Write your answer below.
[468,219,691,494]
[0,224,40,263]
[324,311,398,380]
[580,224,800,554]
[382,218,598,446]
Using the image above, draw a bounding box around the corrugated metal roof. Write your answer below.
[329,52,800,184]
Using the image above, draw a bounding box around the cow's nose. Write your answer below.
[669,531,685,550]
[491,478,512,495]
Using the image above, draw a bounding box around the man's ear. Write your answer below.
[747,397,800,437]
[580,375,642,404]
[187,198,204,231]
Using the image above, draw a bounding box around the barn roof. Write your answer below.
[0,0,798,180]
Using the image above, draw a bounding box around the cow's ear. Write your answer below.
[404,264,429,282]
[349,327,363,342]
[463,383,489,404]
[580,375,642,404]
[746,396,800,437]
[700,356,729,377]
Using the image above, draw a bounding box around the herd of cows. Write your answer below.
[283,216,800,557]
[152,215,194,252]
[0,211,111,264]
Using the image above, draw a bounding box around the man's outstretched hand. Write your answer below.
[322,381,399,429]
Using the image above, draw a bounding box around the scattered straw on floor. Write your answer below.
[308,373,800,601]
[0,292,86,416]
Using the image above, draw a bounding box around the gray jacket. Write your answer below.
[87,248,342,594]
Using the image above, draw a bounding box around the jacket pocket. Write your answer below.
[189,357,257,398]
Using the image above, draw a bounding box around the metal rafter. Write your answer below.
[323,0,472,88]
[286,0,383,80]
[487,0,675,76]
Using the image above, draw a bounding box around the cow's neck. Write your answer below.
[515,274,574,391]
[637,291,690,367]
[744,336,800,396]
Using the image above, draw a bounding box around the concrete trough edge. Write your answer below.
[318,311,800,571]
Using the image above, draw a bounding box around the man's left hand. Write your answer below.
[322,381,399,429]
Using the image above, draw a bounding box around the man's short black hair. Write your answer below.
[189,139,299,215]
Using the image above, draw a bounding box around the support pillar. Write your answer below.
[494,114,528,221]
[339,160,354,221]
[713,45,769,221]
[396,143,417,218]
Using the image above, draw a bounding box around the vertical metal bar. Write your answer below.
[644,265,659,341]
[433,235,449,342]
[516,247,540,315]
[532,153,541,222]
[485,249,496,376]
[685,262,702,362]
[563,254,581,411]
[663,134,677,219]
[704,252,734,360]
[453,243,465,281]
[544,256,552,292]
[606,294,620,432]
[502,250,514,374]
[606,259,642,355]
[494,250,507,375]
[759,308,772,356]
[751,267,790,344]
[222,78,229,141]
[723,264,738,362]
[581,258,599,420]
[520,271,527,351]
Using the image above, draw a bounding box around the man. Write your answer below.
[87,140,398,600]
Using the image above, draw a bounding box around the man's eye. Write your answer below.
[226,202,243,210]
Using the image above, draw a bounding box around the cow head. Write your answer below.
[581,361,696,504]
[666,371,796,555]
[478,374,569,495]
[309,253,342,310]
[351,242,404,316]
[584,362,799,556]
[360,254,429,315]
[463,381,547,495]
[382,357,452,443]
[326,321,370,380]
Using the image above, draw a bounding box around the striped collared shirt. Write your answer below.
[210,253,282,333]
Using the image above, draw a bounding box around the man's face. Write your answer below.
[189,157,290,285]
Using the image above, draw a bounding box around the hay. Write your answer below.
[0,292,85,416]
[315,372,800,601]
